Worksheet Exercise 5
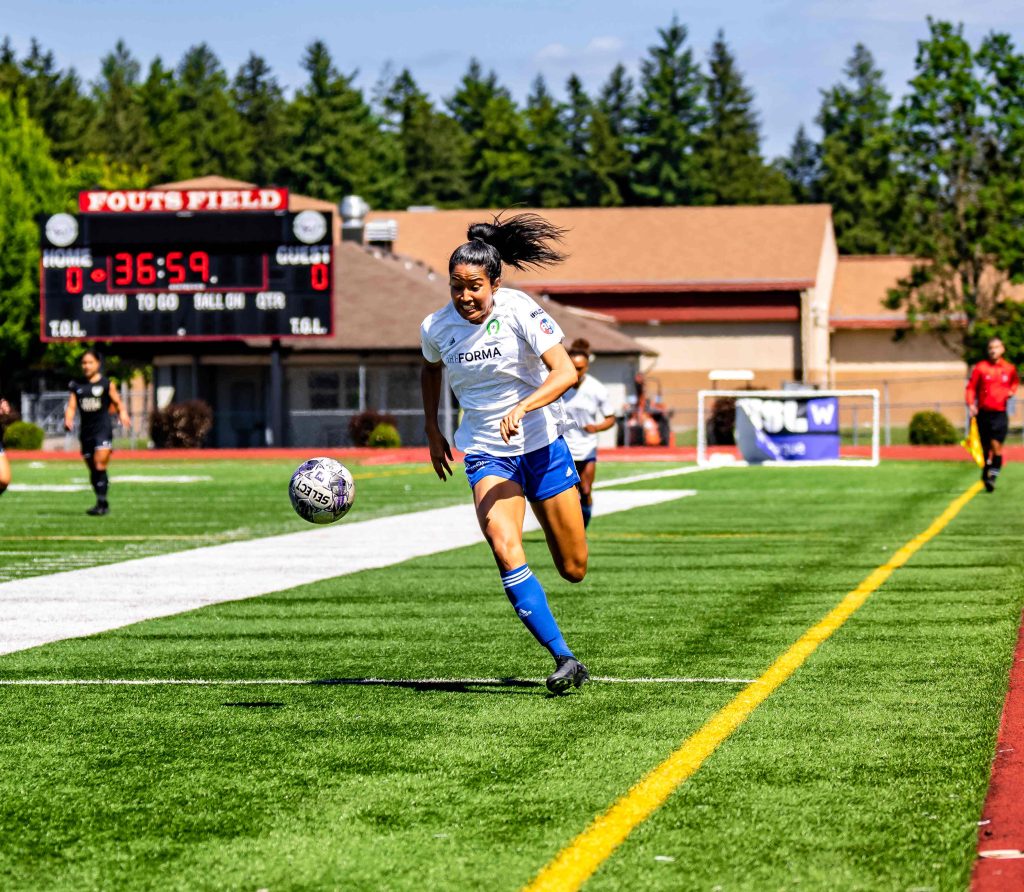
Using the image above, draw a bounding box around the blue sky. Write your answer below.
[3,0,1023,158]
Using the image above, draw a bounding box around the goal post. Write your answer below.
[697,389,881,468]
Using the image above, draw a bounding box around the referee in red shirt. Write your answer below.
[966,336,1020,491]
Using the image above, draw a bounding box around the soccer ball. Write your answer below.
[289,457,355,524]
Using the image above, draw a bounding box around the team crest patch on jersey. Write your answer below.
[486,319,501,335]
[540,318,554,335]
[92,385,104,397]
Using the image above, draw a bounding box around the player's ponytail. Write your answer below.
[448,212,568,282]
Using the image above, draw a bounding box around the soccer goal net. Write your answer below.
[697,389,880,467]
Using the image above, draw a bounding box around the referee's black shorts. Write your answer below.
[977,409,1009,452]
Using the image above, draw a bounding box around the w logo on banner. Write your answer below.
[809,401,836,427]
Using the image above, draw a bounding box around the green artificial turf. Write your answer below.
[0,458,682,582]
[0,460,1019,891]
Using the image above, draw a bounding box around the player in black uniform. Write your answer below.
[0,397,11,496]
[64,350,131,515]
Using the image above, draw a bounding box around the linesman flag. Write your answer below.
[961,418,985,467]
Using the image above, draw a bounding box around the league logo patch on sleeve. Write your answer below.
[539,318,554,335]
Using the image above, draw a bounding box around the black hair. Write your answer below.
[81,348,103,365]
[448,212,568,283]
[567,338,591,358]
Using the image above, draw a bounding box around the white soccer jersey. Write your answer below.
[562,374,615,460]
[421,288,570,456]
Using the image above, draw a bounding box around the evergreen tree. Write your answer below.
[817,43,900,252]
[471,93,532,207]
[599,64,635,138]
[87,40,152,170]
[446,58,510,136]
[633,16,707,205]
[232,53,288,184]
[138,57,187,180]
[0,38,19,96]
[446,60,523,205]
[287,41,403,207]
[523,75,573,206]
[588,64,636,206]
[887,21,1024,355]
[563,74,594,205]
[378,68,468,206]
[174,44,252,179]
[776,124,820,203]
[698,31,790,204]
[13,39,92,161]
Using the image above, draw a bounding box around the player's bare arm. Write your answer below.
[421,358,453,481]
[584,413,617,435]
[64,392,78,432]
[500,344,577,445]
[108,380,131,428]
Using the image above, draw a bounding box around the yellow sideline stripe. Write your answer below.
[524,479,984,892]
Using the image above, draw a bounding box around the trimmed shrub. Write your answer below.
[908,410,959,445]
[367,422,402,448]
[3,420,45,450]
[349,410,398,447]
[151,400,214,448]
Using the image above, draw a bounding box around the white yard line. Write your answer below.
[594,464,711,489]
[0,676,753,686]
[10,475,213,492]
[0,489,694,657]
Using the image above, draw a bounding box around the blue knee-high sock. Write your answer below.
[581,501,592,528]
[501,564,573,658]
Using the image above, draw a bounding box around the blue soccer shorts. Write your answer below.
[464,436,580,502]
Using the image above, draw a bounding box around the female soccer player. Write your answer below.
[562,339,617,528]
[64,350,131,515]
[966,336,1020,492]
[0,398,11,496]
[420,213,589,694]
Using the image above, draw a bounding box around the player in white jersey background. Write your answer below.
[420,213,590,694]
[561,339,617,528]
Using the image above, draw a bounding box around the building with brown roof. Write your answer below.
[101,177,992,445]
[145,178,648,447]
[370,205,837,428]
[828,256,965,426]
[370,205,998,432]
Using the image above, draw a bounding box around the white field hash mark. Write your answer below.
[0,489,695,657]
[0,677,755,687]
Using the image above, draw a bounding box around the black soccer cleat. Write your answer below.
[546,655,589,694]
[983,467,996,493]
[86,503,109,516]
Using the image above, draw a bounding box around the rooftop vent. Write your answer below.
[340,195,370,243]
[364,220,398,250]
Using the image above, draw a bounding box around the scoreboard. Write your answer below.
[40,188,334,342]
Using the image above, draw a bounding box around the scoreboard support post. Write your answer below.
[269,341,284,447]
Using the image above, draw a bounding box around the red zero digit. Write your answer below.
[136,252,157,285]
[189,251,210,282]
[66,267,83,294]
[113,252,133,286]
[311,263,330,291]
[166,252,186,284]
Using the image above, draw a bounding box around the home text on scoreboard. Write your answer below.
[40,188,335,342]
